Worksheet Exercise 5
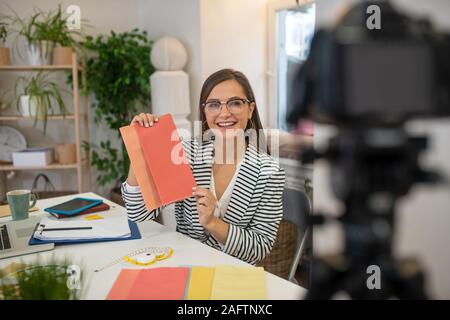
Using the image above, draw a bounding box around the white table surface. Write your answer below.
[0,192,307,300]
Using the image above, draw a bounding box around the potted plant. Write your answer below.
[0,256,84,300]
[14,71,68,134]
[8,9,48,65]
[9,6,83,65]
[0,19,11,65]
[35,5,83,65]
[80,29,154,202]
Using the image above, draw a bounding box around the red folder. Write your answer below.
[120,114,196,211]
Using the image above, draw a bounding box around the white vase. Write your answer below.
[27,41,54,65]
[19,95,38,117]
[27,43,41,65]
[40,41,54,64]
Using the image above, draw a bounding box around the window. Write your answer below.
[267,1,315,131]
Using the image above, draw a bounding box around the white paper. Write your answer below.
[34,215,131,241]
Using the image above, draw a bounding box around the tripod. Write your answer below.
[305,127,438,299]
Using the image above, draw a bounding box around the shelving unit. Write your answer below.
[0,52,91,201]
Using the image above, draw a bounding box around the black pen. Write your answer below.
[42,227,93,232]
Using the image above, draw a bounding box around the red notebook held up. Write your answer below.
[120,114,196,211]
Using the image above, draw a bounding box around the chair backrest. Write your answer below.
[282,180,313,285]
[282,186,311,232]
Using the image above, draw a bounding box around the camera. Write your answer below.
[288,1,450,127]
[288,1,450,299]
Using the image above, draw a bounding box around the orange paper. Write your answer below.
[120,114,196,211]
[126,267,190,300]
[106,269,141,300]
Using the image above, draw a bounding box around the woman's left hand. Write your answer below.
[192,187,217,229]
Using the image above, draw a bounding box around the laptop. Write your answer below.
[0,216,54,260]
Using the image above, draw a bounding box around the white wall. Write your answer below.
[137,0,202,122]
[200,0,268,125]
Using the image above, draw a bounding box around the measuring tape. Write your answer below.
[94,247,173,272]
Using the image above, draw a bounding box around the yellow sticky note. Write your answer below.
[211,265,267,300]
[186,267,215,300]
[85,214,103,220]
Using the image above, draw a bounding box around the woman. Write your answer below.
[121,69,285,265]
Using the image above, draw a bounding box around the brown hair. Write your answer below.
[199,68,268,153]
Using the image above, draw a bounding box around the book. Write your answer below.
[120,113,196,211]
[47,203,110,219]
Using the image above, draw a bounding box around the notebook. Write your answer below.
[32,215,131,241]
[44,197,103,216]
[120,114,196,211]
[47,203,110,219]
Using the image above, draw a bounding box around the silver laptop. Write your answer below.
[0,216,54,260]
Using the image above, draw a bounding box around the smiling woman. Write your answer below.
[121,69,285,265]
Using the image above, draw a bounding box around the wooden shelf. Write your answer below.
[0,115,76,121]
[0,65,83,71]
[0,159,87,171]
[0,52,91,200]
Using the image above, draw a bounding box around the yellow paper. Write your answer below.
[187,267,215,300]
[85,214,104,220]
[211,265,267,300]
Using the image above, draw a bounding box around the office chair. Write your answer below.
[282,178,313,285]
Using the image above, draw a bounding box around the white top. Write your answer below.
[210,160,243,219]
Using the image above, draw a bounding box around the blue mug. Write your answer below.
[6,189,37,221]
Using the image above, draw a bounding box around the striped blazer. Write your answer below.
[121,138,285,265]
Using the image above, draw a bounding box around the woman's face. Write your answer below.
[204,80,255,138]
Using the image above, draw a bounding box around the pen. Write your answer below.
[41,227,93,232]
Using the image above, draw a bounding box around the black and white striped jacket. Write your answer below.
[121,138,285,265]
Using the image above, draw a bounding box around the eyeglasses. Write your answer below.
[202,98,251,116]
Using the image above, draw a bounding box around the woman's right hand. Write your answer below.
[131,113,159,127]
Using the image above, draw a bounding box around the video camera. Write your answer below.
[288,1,450,127]
[288,1,450,299]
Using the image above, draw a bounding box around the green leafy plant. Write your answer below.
[7,5,86,62]
[9,10,41,45]
[34,5,83,47]
[0,21,8,45]
[0,256,84,300]
[14,71,69,134]
[81,29,154,187]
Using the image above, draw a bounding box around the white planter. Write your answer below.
[27,41,54,65]
[19,95,38,117]
[27,43,41,65]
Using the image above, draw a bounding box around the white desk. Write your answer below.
[0,192,307,300]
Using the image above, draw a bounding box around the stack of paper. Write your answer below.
[33,215,131,241]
